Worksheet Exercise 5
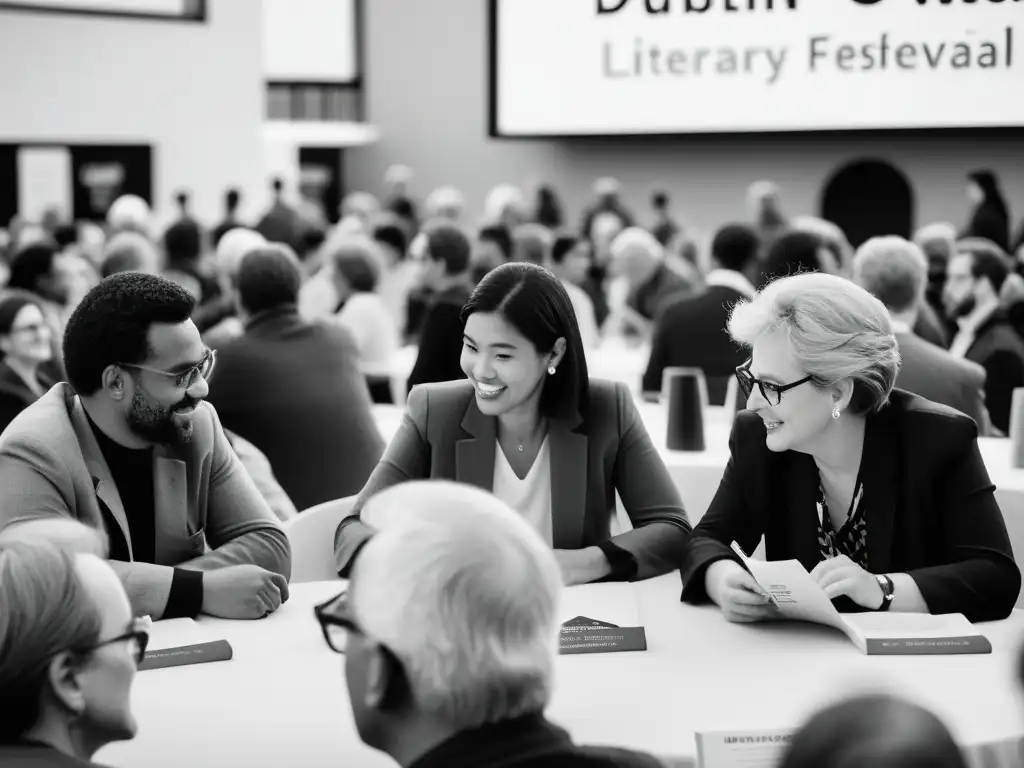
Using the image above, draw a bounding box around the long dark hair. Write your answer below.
[461,262,589,420]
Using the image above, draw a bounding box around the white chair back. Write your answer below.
[283,496,356,583]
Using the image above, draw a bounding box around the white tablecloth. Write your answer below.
[98,575,1024,768]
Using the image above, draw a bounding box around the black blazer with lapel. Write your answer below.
[334,379,691,579]
[679,389,1020,622]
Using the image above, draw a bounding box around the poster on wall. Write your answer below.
[489,0,1024,137]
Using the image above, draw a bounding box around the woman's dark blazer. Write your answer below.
[680,389,1020,622]
[334,378,692,579]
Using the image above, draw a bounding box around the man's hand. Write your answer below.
[201,564,290,620]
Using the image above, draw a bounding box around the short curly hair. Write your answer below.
[63,272,196,395]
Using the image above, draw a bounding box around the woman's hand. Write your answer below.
[705,559,780,623]
[809,555,883,609]
[554,547,612,586]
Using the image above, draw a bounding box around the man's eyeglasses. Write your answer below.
[119,348,217,390]
[735,359,813,407]
[77,617,150,666]
[314,591,360,654]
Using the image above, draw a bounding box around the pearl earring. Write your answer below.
[832,405,841,420]
[548,366,556,375]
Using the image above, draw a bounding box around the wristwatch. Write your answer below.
[875,574,894,611]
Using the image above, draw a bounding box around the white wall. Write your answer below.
[0,1,266,226]
[348,0,1024,239]
[262,0,357,82]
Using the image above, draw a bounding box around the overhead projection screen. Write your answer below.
[489,0,1024,137]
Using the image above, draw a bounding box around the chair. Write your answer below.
[283,496,356,583]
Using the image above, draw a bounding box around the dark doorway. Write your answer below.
[298,147,343,225]
[0,145,17,228]
[820,159,914,248]
[70,145,152,222]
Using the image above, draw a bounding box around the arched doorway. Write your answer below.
[820,159,914,248]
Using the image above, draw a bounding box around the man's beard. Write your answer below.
[127,389,196,446]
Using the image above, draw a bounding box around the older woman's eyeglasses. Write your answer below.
[314,591,361,654]
[119,348,217,390]
[78,617,150,666]
[735,359,812,407]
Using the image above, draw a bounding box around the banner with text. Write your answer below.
[491,0,1023,136]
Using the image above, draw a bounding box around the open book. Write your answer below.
[730,543,991,655]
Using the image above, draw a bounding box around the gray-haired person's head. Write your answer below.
[0,537,139,754]
[852,236,928,317]
[343,481,562,751]
[728,273,900,455]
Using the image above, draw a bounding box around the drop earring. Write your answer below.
[832,405,841,420]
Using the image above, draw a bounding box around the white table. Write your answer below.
[97,576,1024,768]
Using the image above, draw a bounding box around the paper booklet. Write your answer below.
[559,615,648,655]
[557,583,647,655]
[729,543,991,655]
[139,617,234,671]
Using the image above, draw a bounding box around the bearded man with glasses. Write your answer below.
[0,273,291,622]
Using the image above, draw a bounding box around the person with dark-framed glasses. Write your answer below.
[0,536,147,767]
[679,272,1019,624]
[317,480,666,768]
[0,273,291,623]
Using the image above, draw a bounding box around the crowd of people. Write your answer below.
[0,164,1022,768]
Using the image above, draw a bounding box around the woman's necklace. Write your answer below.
[510,420,547,454]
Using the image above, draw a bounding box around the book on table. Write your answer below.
[730,542,991,655]
[139,617,234,671]
[557,583,647,655]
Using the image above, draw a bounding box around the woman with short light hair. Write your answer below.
[0,538,146,765]
[680,272,1019,624]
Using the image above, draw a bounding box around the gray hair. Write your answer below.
[610,227,663,262]
[101,231,160,278]
[729,273,900,415]
[424,187,466,222]
[0,518,110,558]
[852,236,928,314]
[913,222,957,263]
[215,228,266,280]
[351,481,562,730]
[0,540,104,740]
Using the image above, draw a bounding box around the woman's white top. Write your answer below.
[491,437,553,545]
[334,292,399,377]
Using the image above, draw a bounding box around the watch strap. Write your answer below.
[875,574,894,612]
